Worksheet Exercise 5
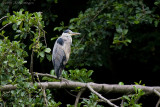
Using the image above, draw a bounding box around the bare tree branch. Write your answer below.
[74,88,86,107]
[154,89,160,97]
[42,29,47,47]
[156,98,160,107]
[0,16,8,22]
[33,72,71,82]
[87,84,118,107]
[0,22,12,31]
[109,96,122,102]
[36,73,48,106]
[30,49,35,83]
[1,81,160,95]
[42,88,48,107]
[120,99,124,107]
[1,80,160,106]
[154,89,160,107]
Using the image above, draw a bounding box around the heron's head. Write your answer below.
[62,29,81,37]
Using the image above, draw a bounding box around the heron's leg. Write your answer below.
[59,77,69,85]
[59,69,69,84]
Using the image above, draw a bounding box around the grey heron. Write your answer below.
[52,29,81,79]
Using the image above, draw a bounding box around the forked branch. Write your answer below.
[87,84,118,107]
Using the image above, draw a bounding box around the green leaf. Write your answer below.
[125,39,132,43]
[87,70,93,77]
[2,20,8,26]
[154,2,160,5]
[39,51,45,57]
[154,20,159,27]
[21,92,25,96]
[134,20,139,24]
[12,24,18,30]
[118,82,124,85]
[116,25,122,33]
[46,54,52,61]
[70,18,79,23]
[24,82,30,88]
[44,48,51,53]
[54,0,58,3]
[50,70,55,75]
[33,82,38,89]
[123,29,128,35]
[123,95,130,101]
[14,34,20,39]
[17,21,21,25]
[133,86,137,93]
[134,104,142,107]
[8,63,14,68]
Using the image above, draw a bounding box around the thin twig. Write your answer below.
[64,88,91,102]
[42,29,47,47]
[154,89,160,97]
[0,16,8,22]
[156,98,160,107]
[109,96,122,102]
[0,23,12,31]
[87,84,118,107]
[121,99,124,107]
[42,88,48,107]
[30,49,35,83]
[74,88,86,107]
[64,88,77,97]
[36,74,48,106]
[135,96,141,104]
[154,89,160,107]
[37,19,47,47]
[28,93,31,107]
[33,72,71,82]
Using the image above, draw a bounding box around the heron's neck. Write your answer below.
[61,35,72,43]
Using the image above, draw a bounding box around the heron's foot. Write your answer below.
[59,77,69,85]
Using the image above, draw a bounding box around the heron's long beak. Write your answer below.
[71,32,81,36]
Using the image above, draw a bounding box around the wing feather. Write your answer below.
[52,39,66,78]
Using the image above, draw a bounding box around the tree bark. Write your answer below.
[1,81,160,96]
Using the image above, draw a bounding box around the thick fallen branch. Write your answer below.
[1,80,160,107]
[1,81,160,95]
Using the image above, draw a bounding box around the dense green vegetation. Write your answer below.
[0,0,160,106]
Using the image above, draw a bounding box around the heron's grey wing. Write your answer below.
[52,41,66,78]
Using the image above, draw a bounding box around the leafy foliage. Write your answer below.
[3,9,52,62]
[122,81,145,107]
[43,69,93,83]
[82,93,104,107]
[0,31,29,85]
[67,93,104,107]
[63,69,93,82]
[54,0,160,68]
[122,87,145,107]
[0,10,58,106]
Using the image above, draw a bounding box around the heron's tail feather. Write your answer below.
[55,67,60,79]
[55,67,63,79]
